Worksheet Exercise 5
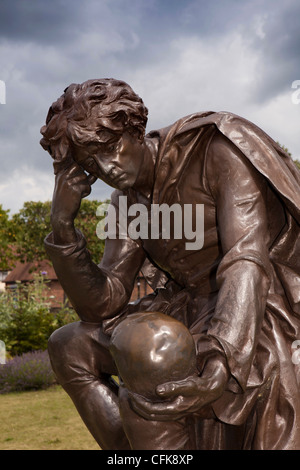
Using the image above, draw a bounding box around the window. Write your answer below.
[0,271,8,282]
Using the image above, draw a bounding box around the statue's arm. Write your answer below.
[205,133,272,391]
[45,159,145,323]
[45,230,145,323]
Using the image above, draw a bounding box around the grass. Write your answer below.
[0,385,100,450]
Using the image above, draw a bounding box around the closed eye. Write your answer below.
[83,157,98,171]
[101,139,121,154]
[105,143,117,152]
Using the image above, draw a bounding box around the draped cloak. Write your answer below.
[117,112,300,448]
[45,111,300,449]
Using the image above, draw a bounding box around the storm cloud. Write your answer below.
[0,0,299,213]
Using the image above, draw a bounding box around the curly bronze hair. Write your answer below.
[40,78,148,161]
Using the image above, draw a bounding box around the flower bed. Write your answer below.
[0,350,55,394]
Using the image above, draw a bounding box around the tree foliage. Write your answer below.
[0,205,16,270]
[0,274,78,356]
[11,201,52,264]
[294,160,300,170]
[1,199,107,266]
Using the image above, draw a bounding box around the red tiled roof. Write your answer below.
[4,260,57,283]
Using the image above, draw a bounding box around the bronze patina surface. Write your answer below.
[41,79,300,449]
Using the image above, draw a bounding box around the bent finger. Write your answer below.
[156,378,198,398]
[87,174,97,185]
[129,391,182,418]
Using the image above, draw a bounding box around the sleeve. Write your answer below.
[204,133,272,391]
[44,191,146,323]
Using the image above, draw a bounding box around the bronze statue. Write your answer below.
[40,79,300,450]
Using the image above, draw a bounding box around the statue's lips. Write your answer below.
[109,169,125,183]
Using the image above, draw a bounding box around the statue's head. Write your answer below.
[40,78,148,162]
[109,312,198,400]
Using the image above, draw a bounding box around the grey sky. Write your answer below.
[0,0,299,213]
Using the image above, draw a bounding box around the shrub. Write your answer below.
[0,274,78,356]
[0,350,55,394]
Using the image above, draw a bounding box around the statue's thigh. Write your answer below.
[48,320,118,380]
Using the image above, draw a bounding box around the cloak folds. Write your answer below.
[143,111,300,299]
[137,112,300,448]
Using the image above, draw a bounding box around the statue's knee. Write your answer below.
[109,312,197,399]
[48,321,114,383]
[47,322,80,375]
[48,322,76,356]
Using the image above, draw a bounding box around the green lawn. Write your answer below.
[0,385,100,450]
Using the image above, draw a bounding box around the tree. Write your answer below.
[0,204,16,270]
[10,199,107,264]
[11,201,52,263]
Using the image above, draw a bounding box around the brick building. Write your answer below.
[4,260,65,308]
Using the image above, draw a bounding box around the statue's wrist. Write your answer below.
[202,353,230,387]
[51,218,77,244]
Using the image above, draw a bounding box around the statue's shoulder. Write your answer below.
[146,111,218,140]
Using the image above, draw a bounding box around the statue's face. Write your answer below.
[72,131,144,190]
